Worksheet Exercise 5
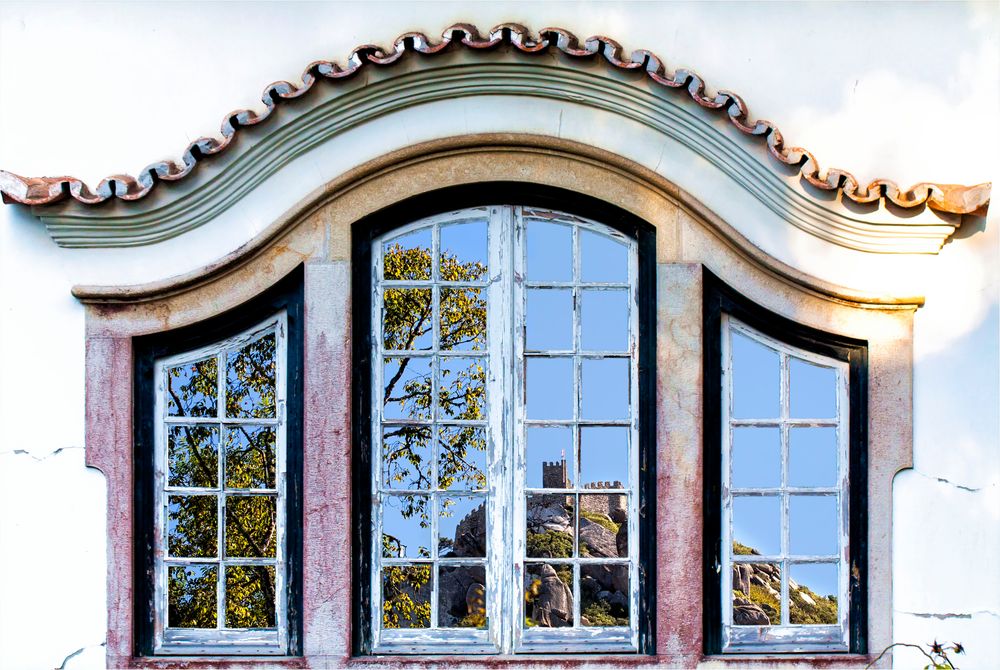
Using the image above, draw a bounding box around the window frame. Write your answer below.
[133,268,305,657]
[352,183,658,657]
[702,270,868,656]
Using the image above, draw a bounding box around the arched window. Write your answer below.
[364,204,650,654]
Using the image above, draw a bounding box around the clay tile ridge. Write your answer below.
[0,23,990,217]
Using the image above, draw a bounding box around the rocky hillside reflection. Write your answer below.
[731,542,838,626]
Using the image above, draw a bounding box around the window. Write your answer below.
[359,202,654,654]
[133,271,304,656]
[704,273,868,655]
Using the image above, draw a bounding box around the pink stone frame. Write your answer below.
[79,135,914,669]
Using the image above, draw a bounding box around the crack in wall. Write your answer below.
[0,446,83,461]
[912,468,988,493]
[55,642,105,670]
[899,610,1000,620]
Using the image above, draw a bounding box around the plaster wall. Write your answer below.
[0,3,997,669]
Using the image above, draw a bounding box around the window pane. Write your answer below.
[580,230,627,283]
[526,221,572,282]
[526,289,573,351]
[581,290,628,351]
[168,495,217,558]
[382,356,432,420]
[439,564,487,628]
[226,565,276,628]
[382,564,432,629]
[789,563,839,624]
[437,425,487,491]
[166,356,218,418]
[790,357,837,418]
[225,495,277,558]
[581,564,629,627]
[383,288,433,351]
[789,427,838,488]
[526,494,574,559]
[732,495,780,556]
[579,426,627,489]
[731,427,780,489]
[440,288,487,351]
[168,565,217,628]
[731,331,779,419]
[526,357,573,420]
[224,425,275,490]
[525,563,574,628]
[225,331,277,419]
[438,495,486,558]
[579,493,627,558]
[438,357,486,420]
[526,427,573,489]
[440,220,488,281]
[383,228,432,281]
[789,495,838,556]
[581,358,629,420]
[381,425,432,490]
[382,494,431,559]
[168,425,219,488]
[732,562,781,626]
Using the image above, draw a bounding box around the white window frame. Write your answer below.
[720,316,850,653]
[152,313,289,655]
[369,206,640,654]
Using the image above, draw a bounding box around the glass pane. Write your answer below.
[439,564,487,628]
[438,495,486,558]
[168,565,217,628]
[381,564,432,629]
[225,495,277,558]
[789,563,839,624]
[731,330,780,419]
[526,289,573,351]
[580,426,628,489]
[732,562,781,625]
[225,331,276,419]
[383,288,433,351]
[789,427,839,488]
[526,221,572,282]
[525,563,574,628]
[382,425,432,490]
[168,425,219,488]
[437,425,487,491]
[790,357,837,418]
[789,495,839,556]
[581,358,629,420]
[581,290,628,352]
[166,356,218,418]
[440,288,487,351]
[526,493,574,559]
[226,565,276,628]
[526,357,573,420]
[526,427,573,489]
[581,564,629,626]
[731,427,780,489]
[580,229,628,283]
[438,357,487,420]
[168,495,217,558]
[383,228,432,280]
[579,493,627,558]
[732,495,780,556]
[382,356,432,420]
[439,220,488,281]
[382,494,431,558]
[224,425,276,490]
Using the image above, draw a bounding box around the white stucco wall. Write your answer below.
[0,2,996,669]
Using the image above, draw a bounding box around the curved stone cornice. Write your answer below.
[1,23,988,252]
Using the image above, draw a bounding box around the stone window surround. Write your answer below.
[79,134,914,669]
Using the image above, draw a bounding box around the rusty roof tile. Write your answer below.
[0,23,990,217]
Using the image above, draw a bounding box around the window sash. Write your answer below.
[369,206,640,654]
[152,313,289,655]
[719,316,850,653]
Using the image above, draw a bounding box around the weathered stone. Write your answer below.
[733,603,771,626]
[528,564,573,628]
[579,518,617,558]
